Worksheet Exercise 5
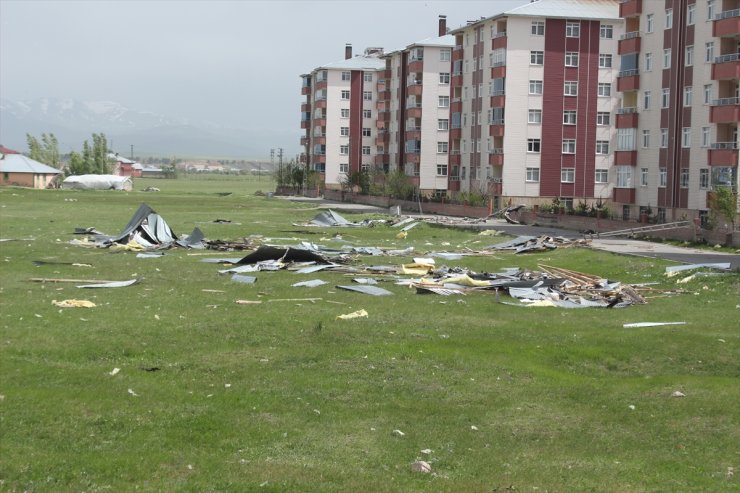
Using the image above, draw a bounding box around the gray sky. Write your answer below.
[1,0,525,153]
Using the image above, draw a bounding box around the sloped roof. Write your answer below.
[0,154,61,174]
[0,145,20,154]
[408,34,455,49]
[316,55,386,71]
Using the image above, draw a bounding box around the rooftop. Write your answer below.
[0,154,61,174]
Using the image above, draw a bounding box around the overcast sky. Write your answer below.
[1,0,525,153]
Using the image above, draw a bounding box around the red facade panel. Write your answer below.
[490,66,506,79]
[712,59,740,80]
[617,74,640,92]
[710,104,740,123]
[407,84,423,96]
[615,151,638,166]
[619,0,642,17]
[618,36,641,55]
[616,112,639,128]
[408,60,423,73]
[613,187,636,204]
[708,149,740,166]
[350,71,364,173]
[713,16,740,37]
[489,95,505,107]
[492,36,507,50]
[406,107,422,119]
[489,125,505,137]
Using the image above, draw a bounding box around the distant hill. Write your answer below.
[0,97,297,159]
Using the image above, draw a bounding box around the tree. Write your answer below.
[81,140,93,174]
[710,185,738,231]
[26,134,42,162]
[26,133,61,168]
[68,151,86,175]
[91,133,111,174]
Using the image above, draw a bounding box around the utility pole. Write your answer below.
[278,148,284,188]
[270,148,275,186]
[130,145,134,161]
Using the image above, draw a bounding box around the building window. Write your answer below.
[562,139,576,154]
[530,51,544,65]
[684,86,693,106]
[528,109,542,124]
[659,168,667,187]
[616,166,632,188]
[566,21,580,38]
[705,42,714,63]
[437,95,450,108]
[661,88,670,108]
[641,168,648,187]
[436,164,448,176]
[526,167,540,182]
[595,169,608,183]
[341,108,350,118]
[363,91,372,101]
[617,128,636,150]
[642,129,650,148]
[680,168,689,188]
[341,71,351,81]
[363,109,372,119]
[437,119,449,131]
[665,9,673,29]
[491,48,506,67]
[440,49,451,61]
[599,54,613,68]
[663,49,671,69]
[702,126,711,147]
[364,73,373,82]
[362,146,371,155]
[340,127,349,137]
[699,168,709,189]
[598,83,612,97]
[362,127,371,137]
[340,145,349,155]
[564,81,578,96]
[565,52,579,67]
[703,84,712,104]
[687,4,696,25]
[646,13,654,33]
[339,163,349,173]
[682,127,691,148]
[708,0,715,20]
[596,112,610,125]
[645,52,653,71]
[527,139,541,153]
[529,80,543,94]
[439,72,450,84]
[685,46,694,67]
[563,110,577,125]
[660,128,668,148]
[561,168,575,183]
[596,140,610,155]
[341,90,350,100]
[531,21,545,35]
[644,90,652,110]
[600,24,613,39]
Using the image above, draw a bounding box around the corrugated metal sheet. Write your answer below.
[0,154,60,174]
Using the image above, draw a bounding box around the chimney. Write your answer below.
[345,43,352,60]
[438,15,447,36]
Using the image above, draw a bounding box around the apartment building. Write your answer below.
[450,0,624,210]
[300,46,385,189]
[617,0,739,224]
[378,16,455,196]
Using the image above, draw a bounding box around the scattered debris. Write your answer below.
[235,299,262,305]
[391,429,405,437]
[109,368,120,376]
[336,309,368,320]
[143,186,160,192]
[292,279,328,288]
[623,322,687,328]
[127,388,138,397]
[52,299,96,308]
[231,274,257,284]
[671,391,686,397]
[411,460,432,473]
[336,285,394,296]
[489,235,588,253]
[76,279,139,289]
[665,263,731,276]
[420,449,432,455]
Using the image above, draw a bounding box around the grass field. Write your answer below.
[1,176,738,492]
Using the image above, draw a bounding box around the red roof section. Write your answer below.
[0,145,21,155]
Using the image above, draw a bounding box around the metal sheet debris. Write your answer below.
[76,279,139,289]
[336,285,394,296]
[623,322,687,328]
[665,263,731,276]
[231,274,257,284]
[292,279,328,288]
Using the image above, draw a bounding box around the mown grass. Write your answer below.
[1,176,738,492]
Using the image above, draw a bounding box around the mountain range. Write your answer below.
[0,98,294,159]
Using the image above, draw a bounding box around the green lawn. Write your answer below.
[1,176,738,492]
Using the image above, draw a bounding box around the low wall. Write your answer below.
[323,190,491,218]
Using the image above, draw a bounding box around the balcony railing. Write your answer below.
[715,53,740,64]
[488,148,504,154]
[490,90,505,96]
[712,97,740,106]
[407,79,423,86]
[450,149,460,155]
[489,119,505,125]
[617,107,638,114]
[405,125,421,131]
[620,30,641,40]
[618,69,639,77]
[492,31,507,39]
[492,61,506,67]
[716,8,740,20]
[448,175,460,182]
[711,142,739,149]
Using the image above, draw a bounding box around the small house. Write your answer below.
[0,153,61,189]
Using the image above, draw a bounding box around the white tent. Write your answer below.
[62,174,133,191]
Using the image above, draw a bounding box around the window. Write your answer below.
[642,129,650,148]
[663,49,671,69]
[660,128,668,148]
[436,164,448,176]
[616,166,632,188]
[340,145,349,155]
[529,80,543,94]
[702,126,710,147]
[440,49,451,61]
[340,126,349,137]
[646,13,654,33]
[531,21,545,35]
[600,24,613,39]
[528,109,542,124]
[564,81,578,96]
[313,162,325,172]
[341,90,350,100]
[687,4,696,25]
[335,162,347,174]
[595,169,608,183]
[491,48,506,67]
[363,91,372,101]
[363,109,372,119]
[561,168,575,182]
[617,128,636,150]
[685,46,694,67]
[437,142,448,153]
[362,127,371,137]
[341,71,351,81]
[439,72,450,84]
[597,112,610,125]
[682,127,691,148]
[665,9,673,29]
[684,86,693,106]
[645,52,653,71]
[362,146,371,155]
[526,167,540,182]
[700,168,709,189]
[641,168,648,187]
[565,52,579,67]
[438,96,450,107]
[598,83,612,97]
[599,54,613,68]
[530,51,544,65]
[566,21,580,38]
[527,138,541,153]
[563,110,577,125]
[705,42,714,63]
[364,73,373,82]
[703,84,712,104]
[680,168,689,188]
[661,88,670,108]
[596,140,610,155]
[438,119,449,131]
[644,90,652,110]
[708,0,715,21]
[562,139,576,154]
[341,108,350,118]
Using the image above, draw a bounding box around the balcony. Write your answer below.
[449,128,461,140]
[405,153,421,163]
[614,150,638,166]
[617,70,640,92]
[408,60,424,72]
[406,107,422,119]
[489,120,505,137]
[491,31,507,50]
[300,120,309,130]
[448,178,461,192]
[314,80,327,90]
[407,84,423,96]
[613,187,636,204]
[374,154,386,166]
[489,180,503,196]
[312,118,326,127]
[488,150,504,166]
[449,153,461,166]
[619,0,642,17]
[301,102,311,112]
[618,32,641,55]
[451,74,463,87]
[712,54,740,80]
[375,119,387,129]
[314,99,327,109]
[301,86,311,96]
[708,143,739,166]
[405,130,421,141]
[378,111,390,122]
[710,97,740,123]
[490,66,506,79]
[300,136,309,146]
[490,93,505,108]
[713,9,740,37]
[452,45,464,61]
[312,136,326,145]
[616,107,639,128]
[375,133,387,146]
